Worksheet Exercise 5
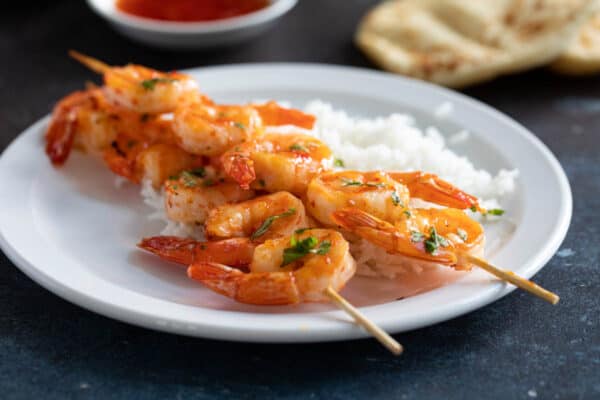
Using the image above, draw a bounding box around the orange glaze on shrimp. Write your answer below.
[172,99,263,156]
[163,166,256,224]
[221,133,333,195]
[205,191,310,241]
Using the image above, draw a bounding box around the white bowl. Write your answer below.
[86,0,297,49]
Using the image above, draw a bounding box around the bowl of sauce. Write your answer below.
[87,0,297,49]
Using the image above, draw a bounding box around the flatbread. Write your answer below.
[552,10,600,74]
[355,0,597,87]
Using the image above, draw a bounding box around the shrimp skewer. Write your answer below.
[306,170,483,228]
[140,229,355,304]
[138,229,402,354]
[332,208,559,304]
[187,229,356,304]
[69,50,200,114]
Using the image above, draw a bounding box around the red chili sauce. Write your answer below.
[116,0,271,22]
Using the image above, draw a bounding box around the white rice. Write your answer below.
[141,100,518,277]
[303,100,518,206]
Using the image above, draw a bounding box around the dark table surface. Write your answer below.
[2,1,599,399]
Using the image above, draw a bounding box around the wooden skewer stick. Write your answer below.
[325,286,403,355]
[69,50,111,74]
[461,253,559,305]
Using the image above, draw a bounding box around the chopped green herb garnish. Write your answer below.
[410,231,424,243]
[334,158,345,167]
[470,205,477,212]
[341,178,362,186]
[457,228,468,241]
[250,208,297,240]
[181,171,199,188]
[403,210,412,218]
[289,143,308,152]
[424,227,448,255]
[168,175,178,181]
[340,178,384,188]
[189,167,206,178]
[126,140,137,148]
[258,179,266,187]
[281,235,331,267]
[234,122,246,130]
[391,191,402,206]
[365,182,386,188]
[294,228,310,235]
[203,178,216,187]
[486,208,505,216]
[140,78,177,91]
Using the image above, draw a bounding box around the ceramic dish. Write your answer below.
[0,64,571,342]
[86,0,297,49]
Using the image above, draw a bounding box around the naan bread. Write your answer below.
[552,10,600,74]
[355,0,597,87]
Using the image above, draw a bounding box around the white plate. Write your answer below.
[87,0,297,49]
[0,64,571,342]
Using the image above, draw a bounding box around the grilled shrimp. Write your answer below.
[70,51,199,114]
[205,191,309,241]
[306,170,483,227]
[172,100,263,156]
[306,170,411,227]
[331,207,484,270]
[221,133,333,195]
[104,139,201,187]
[164,167,255,225]
[188,229,356,305]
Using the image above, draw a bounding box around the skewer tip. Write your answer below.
[325,286,403,355]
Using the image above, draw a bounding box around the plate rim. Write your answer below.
[0,63,572,342]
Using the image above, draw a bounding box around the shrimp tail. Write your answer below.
[221,151,256,190]
[45,108,77,165]
[138,236,200,265]
[188,262,301,305]
[138,236,256,267]
[253,101,316,130]
[45,90,96,165]
[331,208,457,265]
[389,171,482,211]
